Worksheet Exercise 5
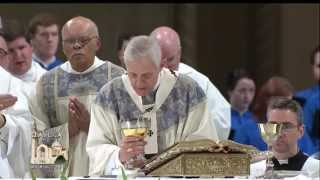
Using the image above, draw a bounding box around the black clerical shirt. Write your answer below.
[272,150,309,171]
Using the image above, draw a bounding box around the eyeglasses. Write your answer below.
[0,48,8,58]
[269,122,299,132]
[280,122,299,131]
[63,36,98,47]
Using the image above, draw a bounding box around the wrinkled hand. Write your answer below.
[68,97,80,138]
[0,94,17,111]
[69,96,90,133]
[119,136,146,168]
[68,112,80,139]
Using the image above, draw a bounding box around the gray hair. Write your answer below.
[124,35,161,69]
[267,96,304,125]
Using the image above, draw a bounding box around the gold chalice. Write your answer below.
[121,116,150,170]
[258,122,282,178]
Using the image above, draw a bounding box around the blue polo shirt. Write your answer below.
[229,109,253,140]
[233,117,267,151]
[303,93,320,154]
[295,84,320,102]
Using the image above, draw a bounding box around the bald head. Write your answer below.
[61,16,101,72]
[62,16,99,39]
[150,26,181,70]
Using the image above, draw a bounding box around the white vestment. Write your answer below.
[87,68,219,176]
[28,57,125,177]
[250,158,320,178]
[178,63,231,140]
[0,67,33,178]
[15,61,46,96]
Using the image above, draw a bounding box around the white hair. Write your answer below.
[124,35,161,69]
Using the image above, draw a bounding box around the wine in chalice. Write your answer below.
[120,116,150,171]
[122,127,148,137]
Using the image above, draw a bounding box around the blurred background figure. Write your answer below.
[27,13,63,70]
[225,68,258,143]
[116,32,137,68]
[295,45,320,102]
[252,76,295,123]
[237,76,315,154]
[150,26,231,140]
[295,46,320,154]
[303,93,320,154]
[1,19,46,95]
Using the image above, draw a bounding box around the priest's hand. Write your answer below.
[119,136,146,168]
[68,97,80,138]
[69,96,90,133]
[0,94,17,111]
[68,106,80,139]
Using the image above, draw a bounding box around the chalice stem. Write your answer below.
[265,145,274,178]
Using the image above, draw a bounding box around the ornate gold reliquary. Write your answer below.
[143,139,259,177]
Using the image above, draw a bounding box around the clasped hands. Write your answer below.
[68,96,90,138]
[119,136,147,169]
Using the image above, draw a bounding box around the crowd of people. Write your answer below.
[0,13,319,178]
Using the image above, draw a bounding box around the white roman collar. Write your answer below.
[60,56,105,74]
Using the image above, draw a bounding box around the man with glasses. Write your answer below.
[150,26,231,140]
[0,31,33,178]
[251,97,310,175]
[268,97,308,171]
[28,16,125,176]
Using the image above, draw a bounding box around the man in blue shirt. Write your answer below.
[27,13,63,70]
[303,93,320,154]
[295,45,319,154]
[295,46,319,103]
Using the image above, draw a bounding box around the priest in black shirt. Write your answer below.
[250,97,320,178]
[267,97,309,171]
